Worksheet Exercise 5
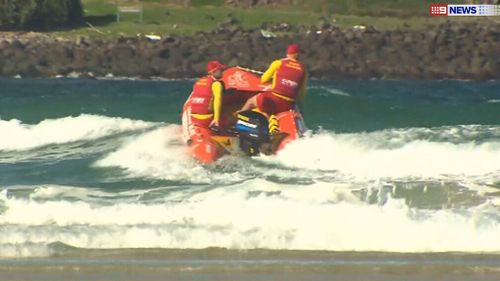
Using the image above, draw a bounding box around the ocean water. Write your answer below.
[0,78,499,279]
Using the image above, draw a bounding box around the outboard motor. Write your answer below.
[234,110,270,156]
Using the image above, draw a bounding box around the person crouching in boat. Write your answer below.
[239,44,308,115]
[189,60,227,129]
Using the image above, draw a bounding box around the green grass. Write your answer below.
[47,0,494,38]
[270,0,489,17]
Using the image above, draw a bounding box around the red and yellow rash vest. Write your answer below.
[190,76,223,123]
[261,58,307,104]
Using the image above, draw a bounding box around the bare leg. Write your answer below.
[240,95,258,112]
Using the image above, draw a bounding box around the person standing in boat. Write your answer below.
[188,60,227,129]
[239,44,308,115]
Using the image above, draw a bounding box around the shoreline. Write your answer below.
[2,249,499,281]
[0,21,499,80]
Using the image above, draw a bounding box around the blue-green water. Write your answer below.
[0,78,499,258]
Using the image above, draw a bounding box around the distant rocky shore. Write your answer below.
[0,20,499,80]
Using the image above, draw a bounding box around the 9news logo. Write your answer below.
[430,4,499,16]
[430,4,448,16]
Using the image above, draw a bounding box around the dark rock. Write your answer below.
[0,21,499,80]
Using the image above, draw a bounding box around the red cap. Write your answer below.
[286,43,300,55]
[206,60,226,73]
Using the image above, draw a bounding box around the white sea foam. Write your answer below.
[0,180,499,257]
[269,128,500,179]
[3,124,498,257]
[0,114,154,151]
[93,124,500,183]
[94,126,246,184]
[310,85,351,97]
[0,242,56,258]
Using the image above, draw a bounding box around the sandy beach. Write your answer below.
[2,249,500,281]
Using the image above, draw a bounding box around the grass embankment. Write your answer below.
[46,0,494,38]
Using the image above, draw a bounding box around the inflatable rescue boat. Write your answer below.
[181,67,306,163]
